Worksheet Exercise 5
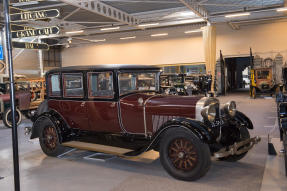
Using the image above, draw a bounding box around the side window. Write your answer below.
[49,74,61,97]
[63,73,84,98]
[88,72,114,99]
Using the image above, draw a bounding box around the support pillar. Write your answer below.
[202,25,216,92]
[38,39,44,77]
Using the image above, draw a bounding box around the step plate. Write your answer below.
[62,141,133,156]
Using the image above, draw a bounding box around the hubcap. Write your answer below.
[168,138,198,171]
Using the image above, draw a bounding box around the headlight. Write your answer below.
[201,104,217,122]
[224,101,237,117]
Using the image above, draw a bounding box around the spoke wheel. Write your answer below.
[160,128,211,181]
[43,126,58,151]
[3,108,22,128]
[39,118,65,157]
[168,138,198,171]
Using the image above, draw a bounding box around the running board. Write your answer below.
[62,141,133,157]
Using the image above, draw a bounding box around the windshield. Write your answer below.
[257,70,270,80]
[119,72,159,96]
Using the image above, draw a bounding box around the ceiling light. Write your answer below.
[120,36,136,40]
[65,30,84,34]
[91,39,106,42]
[151,33,168,37]
[138,23,159,28]
[100,27,120,31]
[184,29,202,34]
[12,1,39,7]
[277,7,287,12]
[178,18,205,24]
[225,12,250,18]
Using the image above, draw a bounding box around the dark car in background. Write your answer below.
[30,65,260,181]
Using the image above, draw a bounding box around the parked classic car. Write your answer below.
[160,73,212,96]
[250,67,277,98]
[30,65,260,181]
[0,83,31,128]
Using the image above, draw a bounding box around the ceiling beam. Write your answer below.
[178,0,208,21]
[59,0,139,25]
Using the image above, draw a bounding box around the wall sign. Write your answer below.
[12,26,60,38]
[12,41,49,50]
[11,24,35,31]
[0,45,3,60]
[10,9,60,22]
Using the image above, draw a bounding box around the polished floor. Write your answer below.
[0,92,286,191]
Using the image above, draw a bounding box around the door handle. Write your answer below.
[110,102,116,108]
[80,102,85,107]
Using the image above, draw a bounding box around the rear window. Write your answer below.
[257,70,270,80]
[63,73,84,98]
[49,74,61,97]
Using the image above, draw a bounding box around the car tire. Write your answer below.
[3,107,22,128]
[219,127,250,162]
[39,119,65,157]
[160,128,211,181]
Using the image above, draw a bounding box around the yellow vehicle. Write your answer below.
[250,68,277,98]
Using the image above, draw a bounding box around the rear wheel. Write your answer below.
[160,128,211,181]
[3,108,22,128]
[39,119,65,157]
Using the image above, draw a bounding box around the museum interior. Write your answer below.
[0,0,287,190]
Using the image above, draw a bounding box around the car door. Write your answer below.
[86,71,121,133]
[60,73,89,131]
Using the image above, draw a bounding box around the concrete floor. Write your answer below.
[0,92,286,191]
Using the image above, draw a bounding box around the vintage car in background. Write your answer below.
[0,83,31,128]
[250,67,277,98]
[160,73,212,96]
[30,65,260,181]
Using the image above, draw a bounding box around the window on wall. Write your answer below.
[63,73,84,98]
[43,46,62,68]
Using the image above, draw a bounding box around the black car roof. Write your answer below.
[47,65,161,74]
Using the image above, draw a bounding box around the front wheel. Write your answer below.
[39,119,65,157]
[3,108,22,128]
[219,127,250,162]
[160,128,211,181]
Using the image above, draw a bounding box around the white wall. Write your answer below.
[62,21,287,68]
[62,36,205,66]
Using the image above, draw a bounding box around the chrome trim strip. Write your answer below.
[117,101,128,133]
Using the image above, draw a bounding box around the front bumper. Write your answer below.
[214,136,261,158]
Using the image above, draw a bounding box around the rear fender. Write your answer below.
[30,110,70,142]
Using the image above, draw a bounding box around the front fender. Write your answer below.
[234,111,254,129]
[149,118,214,150]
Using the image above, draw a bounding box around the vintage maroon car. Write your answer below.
[31,65,260,181]
[0,83,31,128]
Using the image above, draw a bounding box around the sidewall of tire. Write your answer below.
[3,108,22,128]
[160,128,211,181]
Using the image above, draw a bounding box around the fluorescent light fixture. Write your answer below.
[277,7,287,12]
[138,23,159,28]
[225,12,250,18]
[151,33,168,37]
[12,1,39,7]
[91,39,106,42]
[184,29,202,34]
[178,18,205,24]
[100,26,120,31]
[65,30,84,34]
[120,36,136,40]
